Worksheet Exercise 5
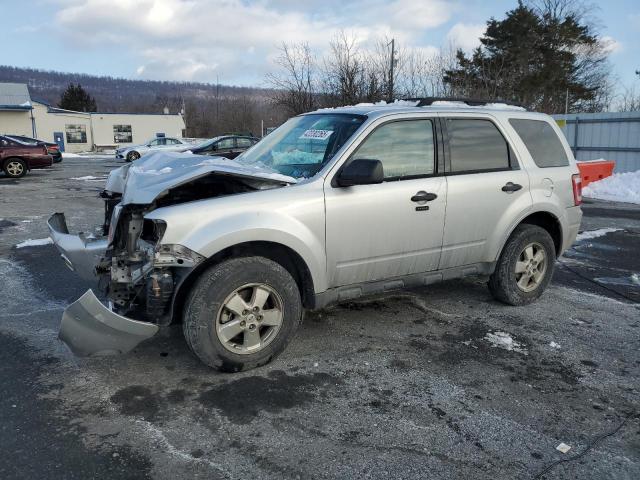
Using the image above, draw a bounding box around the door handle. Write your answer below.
[501,182,522,193]
[411,191,438,202]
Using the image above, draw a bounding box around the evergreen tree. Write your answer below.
[58,83,98,112]
[444,1,609,113]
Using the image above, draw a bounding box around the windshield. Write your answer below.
[236,113,365,178]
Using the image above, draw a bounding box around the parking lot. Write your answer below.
[1,157,639,479]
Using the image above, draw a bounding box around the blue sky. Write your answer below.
[2,0,638,93]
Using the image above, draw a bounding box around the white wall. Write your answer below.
[91,113,186,147]
[32,102,93,153]
[0,110,33,137]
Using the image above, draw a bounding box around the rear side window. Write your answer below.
[509,119,569,167]
[446,119,511,173]
[352,119,435,179]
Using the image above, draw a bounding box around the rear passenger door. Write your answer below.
[439,116,532,269]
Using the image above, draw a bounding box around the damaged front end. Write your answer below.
[48,152,295,357]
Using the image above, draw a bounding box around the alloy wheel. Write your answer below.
[215,283,284,355]
[6,161,24,177]
[515,242,547,292]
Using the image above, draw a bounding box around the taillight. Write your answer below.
[571,174,582,206]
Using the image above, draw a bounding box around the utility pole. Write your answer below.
[216,74,220,123]
[388,38,395,103]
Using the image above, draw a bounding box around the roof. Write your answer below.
[305,100,548,120]
[0,82,32,111]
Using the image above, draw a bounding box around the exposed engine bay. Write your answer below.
[99,173,286,325]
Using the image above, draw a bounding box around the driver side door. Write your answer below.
[324,117,447,288]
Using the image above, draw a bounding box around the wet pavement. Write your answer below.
[1,158,639,479]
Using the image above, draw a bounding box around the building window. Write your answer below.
[113,125,133,143]
[65,124,87,144]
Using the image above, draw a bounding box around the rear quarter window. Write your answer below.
[509,119,569,167]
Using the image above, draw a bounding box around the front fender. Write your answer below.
[145,187,327,292]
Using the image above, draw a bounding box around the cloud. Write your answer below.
[600,36,622,54]
[49,0,457,83]
[446,22,485,52]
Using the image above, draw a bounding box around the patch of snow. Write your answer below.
[16,238,53,248]
[556,443,572,454]
[577,158,607,163]
[582,169,640,205]
[549,341,561,349]
[483,331,528,354]
[575,227,621,242]
[70,175,108,181]
[62,152,81,158]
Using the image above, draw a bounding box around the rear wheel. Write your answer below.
[3,158,27,178]
[183,256,303,372]
[489,224,555,305]
[126,151,140,161]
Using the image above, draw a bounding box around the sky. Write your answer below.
[2,0,639,93]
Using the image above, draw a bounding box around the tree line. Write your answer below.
[266,0,627,116]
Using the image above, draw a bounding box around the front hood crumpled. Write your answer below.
[104,151,297,205]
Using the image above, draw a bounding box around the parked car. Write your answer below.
[48,99,582,372]
[189,135,259,158]
[6,134,62,162]
[1,135,53,178]
[115,137,194,162]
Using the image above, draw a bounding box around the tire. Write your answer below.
[3,158,27,178]
[126,151,140,162]
[488,224,556,306]
[183,256,303,372]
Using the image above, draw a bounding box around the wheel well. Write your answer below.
[170,241,316,323]
[519,211,562,255]
[2,156,26,167]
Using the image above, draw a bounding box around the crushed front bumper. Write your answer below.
[60,290,159,356]
[47,212,108,282]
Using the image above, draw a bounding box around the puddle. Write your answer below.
[594,274,640,287]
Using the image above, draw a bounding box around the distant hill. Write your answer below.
[0,65,286,137]
[0,65,272,114]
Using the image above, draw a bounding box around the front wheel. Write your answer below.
[3,158,27,178]
[183,256,303,372]
[489,224,556,306]
[126,151,140,161]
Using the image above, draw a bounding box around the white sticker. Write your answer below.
[300,129,333,140]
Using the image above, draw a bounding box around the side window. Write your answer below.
[509,119,569,167]
[237,138,253,148]
[351,120,435,179]
[218,138,235,149]
[446,119,510,173]
[148,139,159,146]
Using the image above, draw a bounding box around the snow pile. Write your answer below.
[483,331,528,354]
[16,238,53,248]
[582,169,640,205]
[62,152,81,158]
[575,227,621,241]
[549,341,561,349]
[70,175,108,181]
[354,99,420,107]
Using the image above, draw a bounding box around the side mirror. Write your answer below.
[336,159,384,187]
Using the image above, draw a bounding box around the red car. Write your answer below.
[0,135,53,178]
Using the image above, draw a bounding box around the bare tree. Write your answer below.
[265,42,316,115]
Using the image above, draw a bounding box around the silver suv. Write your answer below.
[49,99,583,372]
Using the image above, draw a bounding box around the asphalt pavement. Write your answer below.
[1,158,638,480]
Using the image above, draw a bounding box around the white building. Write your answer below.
[0,82,186,153]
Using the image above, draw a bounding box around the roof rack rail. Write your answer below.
[404,97,525,109]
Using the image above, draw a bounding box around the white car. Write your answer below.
[115,137,193,162]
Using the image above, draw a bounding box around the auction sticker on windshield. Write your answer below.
[300,129,333,140]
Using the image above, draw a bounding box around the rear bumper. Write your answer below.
[562,206,583,252]
[60,289,158,356]
[47,212,108,281]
